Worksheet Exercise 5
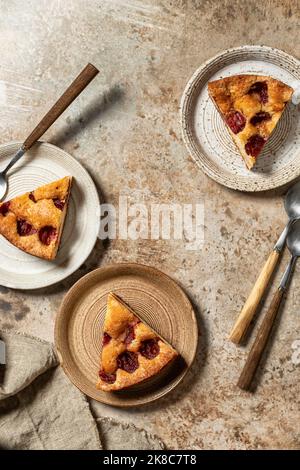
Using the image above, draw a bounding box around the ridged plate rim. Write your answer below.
[54,263,198,407]
[180,45,300,192]
[0,141,100,289]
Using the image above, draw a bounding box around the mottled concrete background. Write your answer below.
[0,0,300,449]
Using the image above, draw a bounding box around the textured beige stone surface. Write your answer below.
[1,0,300,450]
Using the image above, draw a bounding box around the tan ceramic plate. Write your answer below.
[55,263,198,407]
[181,45,300,192]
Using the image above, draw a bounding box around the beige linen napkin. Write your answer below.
[0,330,164,450]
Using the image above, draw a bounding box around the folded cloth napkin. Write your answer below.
[0,330,164,450]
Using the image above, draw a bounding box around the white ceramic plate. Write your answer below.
[0,142,100,289]
[181,45,300,192]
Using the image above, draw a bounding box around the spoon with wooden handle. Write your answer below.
[229,180,300,344]
[0,63,99,201]
[237,218,300,391]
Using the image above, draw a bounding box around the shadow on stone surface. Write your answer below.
[50,84,125,148]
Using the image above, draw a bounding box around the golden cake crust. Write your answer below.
[0,176,72,260]
[208,75,293,169]
[97,293,178,392]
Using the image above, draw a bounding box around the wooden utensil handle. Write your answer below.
[229,249,280,344]
[23,63,99,151]
[237,287,284,391]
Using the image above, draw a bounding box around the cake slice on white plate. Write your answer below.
[0,176,72,260]
[208,75,293,169]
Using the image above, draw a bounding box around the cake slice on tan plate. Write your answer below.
[0,176,72,260]
[97,293,178,392]
[208,75,293,169]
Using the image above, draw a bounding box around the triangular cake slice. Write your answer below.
[208,75,293,169]
[97,293,178,391]
[0,176,72,260]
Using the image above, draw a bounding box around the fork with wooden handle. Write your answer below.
[229,223,291,344]
[0,63,99,201]
[237,219,300,391]
[229,179,300,344]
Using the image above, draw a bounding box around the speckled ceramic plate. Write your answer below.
[181,45,300,192]
[0,141,100,289]
[54,263,198,407]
